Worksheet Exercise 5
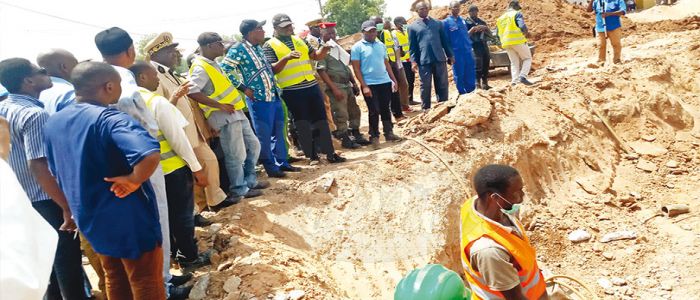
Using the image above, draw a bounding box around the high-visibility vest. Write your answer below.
[188,57,246,118]
[381,30,398,62]
[392,29,410,62]
[497,10,528,47]
[267,36,316,88]
[138,89,188,175]
[460,196,546,300]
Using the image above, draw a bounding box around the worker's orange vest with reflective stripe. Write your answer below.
[460,196,546,300]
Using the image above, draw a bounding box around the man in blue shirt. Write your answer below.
[351,20,402,149]
[37,49,78,114]
[0,58,86,300]
[444,0,477,95]
[588,0,626,65]
[44,61,166,300]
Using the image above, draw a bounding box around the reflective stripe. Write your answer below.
[284,60,311,69]
[497,10,527,47]
[268,36,316,88]
[521,270,543,293]
[275,70,316,84]
[188,57,246,117]
[160,151,177,160]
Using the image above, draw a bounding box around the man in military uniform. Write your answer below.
[145,33,237,214]
[316,23,371,149]
[305,18,336,132]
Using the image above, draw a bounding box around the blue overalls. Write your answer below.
[443,15,477,94]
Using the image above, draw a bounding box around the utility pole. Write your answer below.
[317,0,324,18]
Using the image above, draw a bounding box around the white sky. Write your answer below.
[0,0,452,62]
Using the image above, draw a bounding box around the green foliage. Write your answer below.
[323,0,386,37]
[135,33,158,61]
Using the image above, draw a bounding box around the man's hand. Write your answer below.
[104,175,141,198]
[60,210,77,232]
[331,87,344,102]
[447,57,454,65]
[193,169,208,187]
[173,81,190,99]
[352,85,360,96]
[361,85,372,98]
[391,80,398,93]
[285,51,302,61]
[244,88,255,99]
[217,103,236,113]
[412,63,419,73]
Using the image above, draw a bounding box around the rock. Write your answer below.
[442,96,492,127]
[217,260,233,271]
[636,159,658,172]
[630,141,668,157]
[189,274,211,300]
[630,191,642,200]
[426,104,450,123]
[568,229,592,243]
[223,275,242,293]
[289,290,305,300]
[602,251,614,260]
[623,287,634,296]
[665,160,680,168]
[587,62,600,69]
[273,293,287,300]
[322,176,335,193]
[229,236,240,246]
[209,223,223,234]
[232,215,241,220]
[624,152,639,160]
[240,251,261,265]
[664,182,675,189]
[660,279,674,291]
[598,277,613,290]
[612,277,627,286]
[601,230,637,243]
[641,135,657,142]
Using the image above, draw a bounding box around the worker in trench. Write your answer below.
[460,164,549,299]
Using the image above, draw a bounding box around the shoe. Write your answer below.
[350,129,371,146]
[370,137,380,150]
[267,170,286,178]
[326,153,346,164]
[402,105,412,113]
[168,285,193,300]
[194,214,212,227]
[341,134,361,149]
[511,82,517,86]
[409,100,421,105]
[253,180,270,189]
[519,77,534,86]
[169,273,193,287]
[287,156,303,163]
[280,165,302,172]
[179,251,211,273]
[477,82,482,89]
[385,133,403,142]
[210,195,241,211]
[244,189,263,198]
[482,84,492,90]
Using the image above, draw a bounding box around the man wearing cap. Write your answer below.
[496,0,533,86]
[263,14,345,163]
[466,5,493,90]
[408,1,454,111]
[393,16,419,106]
[145,33,235,215]
[316,22,371,149]
[305,18,337,134]
[305,18,323,49]
[444,0,477,95]
[94,26,184,298]
[188,32,266,200]
[372,16,406,119]
[221,20,302,178]
[351,21,402,149]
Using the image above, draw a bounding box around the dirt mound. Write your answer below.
[627,0,700,23]
[629,15,700,35]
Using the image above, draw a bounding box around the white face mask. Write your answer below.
[494,193,521,215]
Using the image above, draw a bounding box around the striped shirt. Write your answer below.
[0,94,51,202]
[263,35,318,91]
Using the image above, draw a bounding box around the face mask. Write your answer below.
[376,23,384,31]
[494,193,520,215]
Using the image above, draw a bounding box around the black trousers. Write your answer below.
[389,63,404,118]
[32,200,88,300]
[418,61,449,109]
[365,82,394,138]
[281,84,335,158]
[402,61,416,103]
[474,43,491,84]
[165,166,198,261]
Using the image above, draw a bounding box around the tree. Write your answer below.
[135,33,158,61]
[323,0,386,37]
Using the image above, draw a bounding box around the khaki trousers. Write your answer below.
[98,246,166,300]
[598,27,622,63]
[193,143,227,211]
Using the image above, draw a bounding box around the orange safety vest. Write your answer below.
[460,196,547,300]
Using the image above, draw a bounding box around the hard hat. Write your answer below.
[394,264,471,300]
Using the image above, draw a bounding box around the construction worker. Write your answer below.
[444,0,477,95]
[466,5,493,90]
[373,16,408,119]
[496,0,534,86]
[393,16,419,106]
[461,164,548,299]
[263,14,345,163]
[316,22,371,149]
[394,264,470,300]
[587,0,626,65]
[145,32,236,214]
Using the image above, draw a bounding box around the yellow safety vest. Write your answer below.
[381,30,398,62]
[392,29,410,62]
[460,196,546,300]
[188,57,246,118]
[268,36,316,88]
[497,10,528,47]
[138,89,188,175]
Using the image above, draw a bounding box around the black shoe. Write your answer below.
[194,214,212,227]
[287,156,303,163]
[350,129,371,146]
[244,189,263,198]
[519,77,534,86]
[210,195,241,211]
[385,133,403,142]
[267,170,286,178]
[280,165,302,172]
[168,285,193,300]
[341,134,361,149]
[179,251,211,273]
[169,273,193,287]
[370,137,380,150]
[253,180,270,189]
[409,100,421,105]
[326,153,346,163]
[482,84,492,90]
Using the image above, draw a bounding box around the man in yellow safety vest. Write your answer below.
[393,16,419,106]
[496,0,534,86]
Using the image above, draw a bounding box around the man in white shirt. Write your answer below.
[37,49,78,114]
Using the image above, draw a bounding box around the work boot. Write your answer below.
[210,194,241,211]
[280,164,302,172]
[519,77,534,86]
[244,189,263,198]
[168,285,193,300]
[340,133,361,149]
[385,132,403,142]
[169,273,193,287]
[326,153,346,163]
[350,129,371,145]
[253,180,270,189]
[194,214,212,227]
[370,136,380,150]
[179,250,211,273]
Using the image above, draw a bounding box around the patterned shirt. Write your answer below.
[221,40,281,102]
[0,94,51,202]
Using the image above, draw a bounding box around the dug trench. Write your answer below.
[183,24,700,300]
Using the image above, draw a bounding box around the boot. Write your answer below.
[385,132,403,142]
[340,132,361,149]
[350,129,371,146]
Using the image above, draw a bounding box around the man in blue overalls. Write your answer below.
[443,0,476,95]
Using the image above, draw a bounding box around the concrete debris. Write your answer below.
[601,231,637,243]
[612,277,627,286]
[217,260,234,272]
[567,229,592,243]
[636,159,658,172]
[629,141,668,157]
[598,277,614,290]
[322,176,335,193]
[223,275,242,293]
[209,223,223,234]
[660,279,675,291]
[641,135,657,142]
[661,204,690,217]
[665,160,680,168]
[602,251,615,260]
[189,274,211,300]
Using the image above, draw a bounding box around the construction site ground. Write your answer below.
[84,2,700,299]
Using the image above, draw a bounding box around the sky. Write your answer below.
[0,0,452,62]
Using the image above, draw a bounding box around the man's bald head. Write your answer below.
[71,61,122,105]
[36,49,78,80]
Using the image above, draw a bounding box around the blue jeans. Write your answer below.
[219,119,260,196]
[452,48,477,94]
[247,98,289,173]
